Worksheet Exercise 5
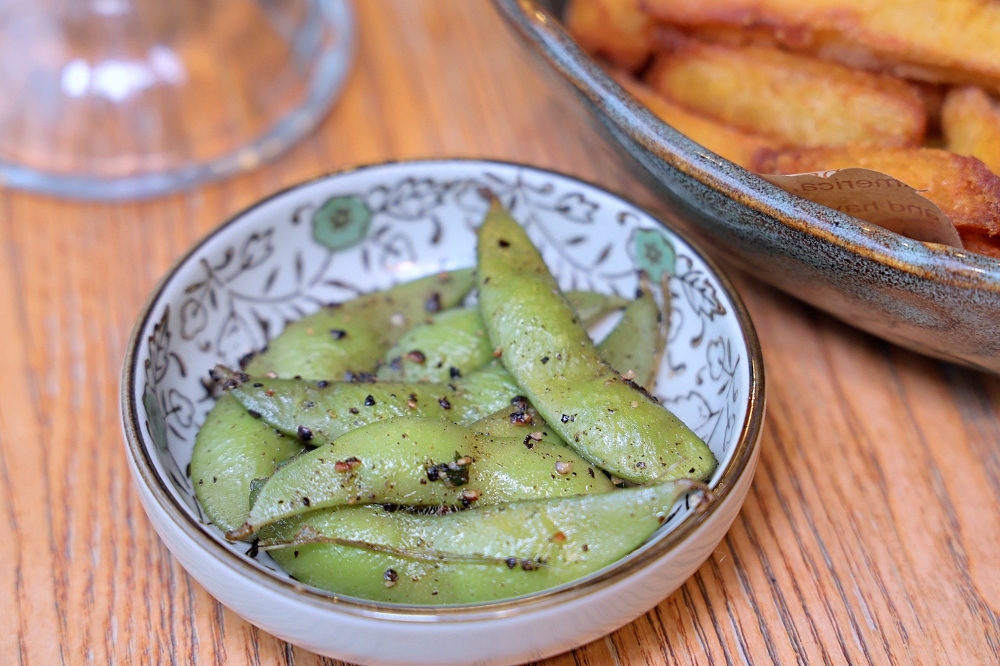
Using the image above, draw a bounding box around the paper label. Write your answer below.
[759,168,963,248]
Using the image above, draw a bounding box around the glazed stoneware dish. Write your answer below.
[494,0,1000,374]
[121,160,764,666]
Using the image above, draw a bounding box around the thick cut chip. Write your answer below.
[611,69,784,169]
[753,146,1000,237]
[645,39,925,148]
[942,87,1000,177]
[640,0,1000,89]
[566,0,656,71]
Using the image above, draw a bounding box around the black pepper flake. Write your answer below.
[509,411,532,426]
[389,356,403,371]
[449,366,462,379]
[510,395,528,409]
[523,435,535,450]
[384,568,399,583]
[329,329,347,340]
[438,397,452,410]
[561,414,574,423]
[426,454,471,487]
[248,409,262,419]
[582,544,589,552]
[425,292,442,313]
[245,540,259,558]
[302,497,311,507]
[364,395,376,407]
[252,382,264,388]
[588,468,595,478]
[689,467,696,473]
[317,380,329,388]
[498,239,510,248]
[297,425,313,441]
[505,557,517,569]
[237,372,251,383]
[349,407,359,414]
[406,350,426,364]
[294,550,299,558]
[541,356,549,364]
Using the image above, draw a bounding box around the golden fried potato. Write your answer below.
[566,0,655,71]
[752,146,1000,236]
[640,0,1000,89]
[958,232,1000,260]
[644,39,926,148]
[610,69,784,168]
[942,87,1000,177]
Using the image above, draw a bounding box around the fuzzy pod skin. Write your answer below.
[215,363,521,446]
[476,202,716,483]
[266,482,700,604]
[191,394,305,533]
[231,417,613,537]
[597,277,668,391]
[376,292,629,383]
[243,269,475,380]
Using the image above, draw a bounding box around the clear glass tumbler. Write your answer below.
[0,0,354,199]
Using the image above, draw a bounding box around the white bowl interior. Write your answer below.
[131,160,753,598]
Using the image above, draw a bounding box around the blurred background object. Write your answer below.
[0,0,354,199]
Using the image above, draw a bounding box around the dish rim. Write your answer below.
[494,0,1000,294]
[120,157,766,622]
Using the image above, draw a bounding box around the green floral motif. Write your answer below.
[312,195,371,251]
[633,229,676,281]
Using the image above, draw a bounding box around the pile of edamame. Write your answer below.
[191,201,717,604]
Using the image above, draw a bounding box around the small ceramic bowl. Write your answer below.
[494,0,1000,374]
[120,159,764,666]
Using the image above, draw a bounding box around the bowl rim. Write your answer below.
[492,0,1000,294]
[120,157,766,622]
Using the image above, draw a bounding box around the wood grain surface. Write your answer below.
[2,1,999,664]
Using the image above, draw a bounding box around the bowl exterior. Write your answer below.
[121,159,765,665]
[494,0,1000,374]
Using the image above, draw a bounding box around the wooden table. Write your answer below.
[3,1,999,664]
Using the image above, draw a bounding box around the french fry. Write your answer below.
[644,39,926,148]
[566,0,655,71]
[610,69,784,169]
[942,87,1000,177]
[957,232,1000,260]
[752,146,1000,237]
[640,0,1000,89]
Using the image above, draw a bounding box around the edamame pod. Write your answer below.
[597,276,668,390]
[377,307,493,383]
[229,417,612,538]
[377,292,629,383]
[244,269,475,380]
[265,481,705,604]
[191,394,305,532]
[215,362,521,445]
[476,201,717,483]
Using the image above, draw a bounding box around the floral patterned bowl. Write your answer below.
[495,0,1000,374]
[120,159,764,666]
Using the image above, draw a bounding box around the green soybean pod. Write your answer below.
[597,276,668,391]
[377,307,492,383]
[265,481,704,604]
[215,362,521,445]
[476,201,716,483]
[191,394,305,533]
[376,292,628,384]
[244,269,475,380]
[229,417,612,538]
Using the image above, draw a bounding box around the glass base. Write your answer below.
[0,0,354,200]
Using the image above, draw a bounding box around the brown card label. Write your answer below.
[759,168,963,248]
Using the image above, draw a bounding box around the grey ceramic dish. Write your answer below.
[494,0,1000,374]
